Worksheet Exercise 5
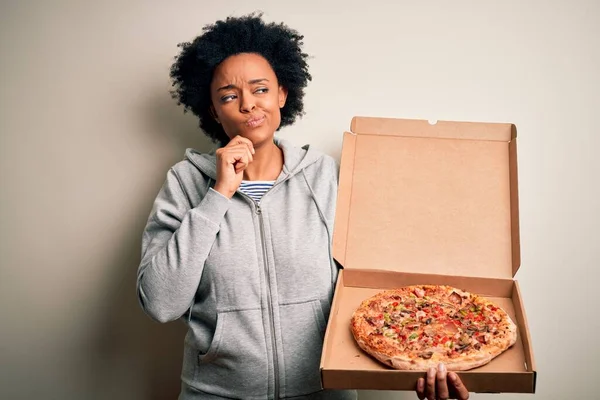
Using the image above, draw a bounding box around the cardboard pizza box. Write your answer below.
[319,116,536,393]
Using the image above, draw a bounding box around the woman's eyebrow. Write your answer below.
[217,78,269,91]
[248,78,268,84]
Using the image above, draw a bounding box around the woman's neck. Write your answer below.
[243,140,283,181]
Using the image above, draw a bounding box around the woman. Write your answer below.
[137,13,469,400]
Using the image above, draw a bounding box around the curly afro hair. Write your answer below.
[169,12,312,145]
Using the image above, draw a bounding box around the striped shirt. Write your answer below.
[239,180,275,203]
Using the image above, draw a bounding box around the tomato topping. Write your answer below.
[392,301,399,307]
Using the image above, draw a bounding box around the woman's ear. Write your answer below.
[278,86,288,108]
[210,105,220,124]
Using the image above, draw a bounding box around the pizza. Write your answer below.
[350,285,517,371]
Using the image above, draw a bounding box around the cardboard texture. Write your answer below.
[320,117,536,393]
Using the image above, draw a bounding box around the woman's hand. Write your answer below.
[214,135,255,198]
[416,363,469,400]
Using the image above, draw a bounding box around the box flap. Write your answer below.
[333,116,521,279]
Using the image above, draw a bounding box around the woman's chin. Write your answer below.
[239,127,276,145]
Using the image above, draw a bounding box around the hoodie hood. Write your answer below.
[184,136,324,182]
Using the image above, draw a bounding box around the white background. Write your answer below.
[1,1,598,399]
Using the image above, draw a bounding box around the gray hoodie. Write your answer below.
[137,138,356,400]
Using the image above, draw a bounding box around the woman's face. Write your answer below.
[210,53,287,146]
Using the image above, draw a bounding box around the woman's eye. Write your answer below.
[221,94,236,103]
[255,87,269,94]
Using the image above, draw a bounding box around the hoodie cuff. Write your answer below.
[190,187,232,227]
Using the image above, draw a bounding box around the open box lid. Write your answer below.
[332,116,520,279]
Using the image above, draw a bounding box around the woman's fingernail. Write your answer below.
[417,378,424,390]
[428,367,436,378]
[449,372,457,382]
[438,363,446,372]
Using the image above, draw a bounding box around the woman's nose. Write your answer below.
[239,93,256,113]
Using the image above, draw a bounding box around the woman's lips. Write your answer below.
[246,115,265,128]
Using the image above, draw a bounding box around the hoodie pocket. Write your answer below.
[194,309,269,398]
[196,314,223,364]
[280,299,327,397]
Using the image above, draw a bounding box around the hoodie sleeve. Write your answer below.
[136,168,231,323]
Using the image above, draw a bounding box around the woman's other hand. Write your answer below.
[416,363,469,400]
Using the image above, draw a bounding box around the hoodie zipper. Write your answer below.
[219,189,282,398]
[185,148,318,399]
[237,185,284,400]
[255,203,280,399]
